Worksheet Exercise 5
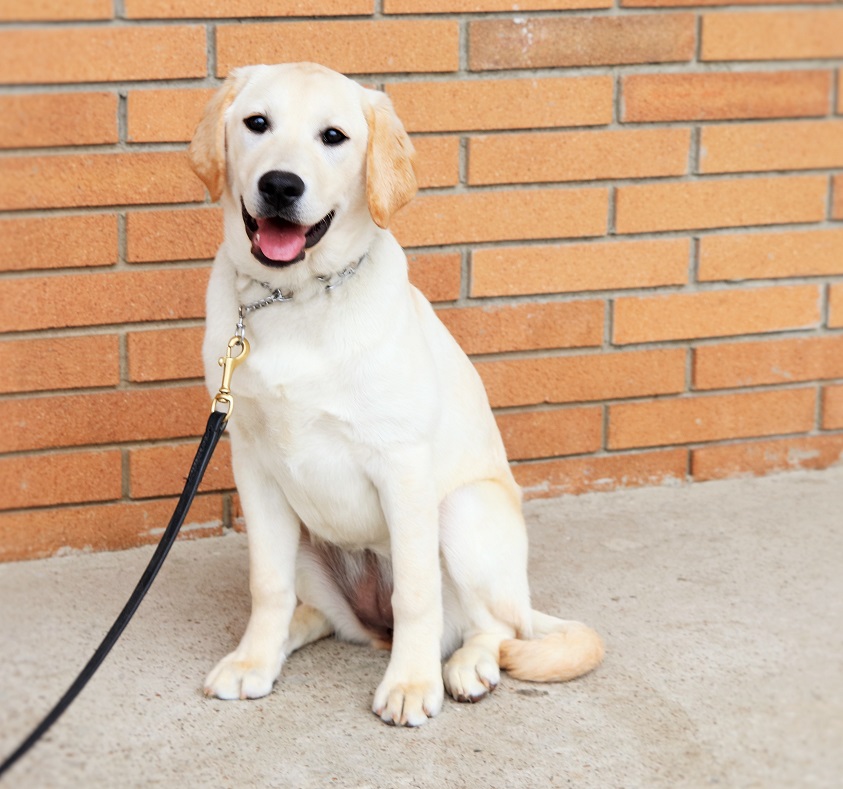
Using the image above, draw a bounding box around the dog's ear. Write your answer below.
[189,71,249,201]
[365,92,417,229]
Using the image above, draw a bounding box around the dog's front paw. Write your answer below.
[204,652,279,700]
[372,671,444,727]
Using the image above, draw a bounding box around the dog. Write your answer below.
[189,62,604,726]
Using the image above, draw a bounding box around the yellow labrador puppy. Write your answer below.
[190,62,603,726]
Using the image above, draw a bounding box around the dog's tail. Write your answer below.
[498,610,604,682]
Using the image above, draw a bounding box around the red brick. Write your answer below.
[0,495,222,563]
[694,336,843,391]
[702,10,843,61]
[408,252,461,303]
[471,238,689,298]
[127,208,223,263]
[615,176,827,234]
[0,93,117,149]
[823,385,843,429]
[0,450,122,511]
[128,327,205,383]
[387,0,609,10]
[217,21,458,76]
[127,88,214,144]
[0,335,120,394]
[0,214,117,272]
[437,301,603,356]
[609,388,816,449]
[700,120,843,174]
[699,229,843,282]
[2,268,209,333]
[624,0,826,6]
[413,136,461,189]
[496,406,602,461]
[0,0,112,20]
[391,188,608,247]
[622,71,831,122]
[470,14,695,70]
[126,0,372,17]
[832,175,843,219]
[129,441,234,499]
[613,285,821,344]
[692,434,843,482]
[475,348,686,408]
[387,77,613,132]
[468,128,689,185]
[0,152,204,211]
[513,449,687,499]
[1,385,208,454]
[0,26,206,85]
[829,284,843,328]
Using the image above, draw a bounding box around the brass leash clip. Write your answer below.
[211,335,250,422]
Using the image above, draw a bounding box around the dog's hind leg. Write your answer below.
[283,604,334,656]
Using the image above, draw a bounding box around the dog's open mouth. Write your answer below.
[241,199,334,267]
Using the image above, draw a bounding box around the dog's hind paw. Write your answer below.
[204,653,278,700]
[372,673,444,727]
[443,646,500,703]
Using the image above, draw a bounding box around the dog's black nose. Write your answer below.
[258,170,305,210]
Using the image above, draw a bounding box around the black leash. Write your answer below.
[0,330,249,779]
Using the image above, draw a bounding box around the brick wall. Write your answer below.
[2,1,842,561]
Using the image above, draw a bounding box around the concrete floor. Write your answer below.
[0,467,840,789]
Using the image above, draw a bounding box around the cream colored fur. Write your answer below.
[190,62,603,727]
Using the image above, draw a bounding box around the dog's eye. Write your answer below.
[321,128,348,146]
[244,115,269,134]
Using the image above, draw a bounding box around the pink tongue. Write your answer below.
[255,218,307,261]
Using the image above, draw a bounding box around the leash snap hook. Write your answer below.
[211,335,250,422]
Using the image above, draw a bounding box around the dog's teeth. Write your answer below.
[254,232,260,244]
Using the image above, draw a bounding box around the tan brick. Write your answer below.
[387,0,609,11]
[0,152,204,211]
[692,434,843,482]
[470,14,695,71]
[126,0,371,17]
[392,188,607,247]
[1,385,208,454]
[217,21,458,76]
[615,175,827,234]
[702,10,843,61]
[839,69,843,113]
[609,388,816,449]
[129,442,234,498]
[0,26,206,85]
[475,348,686,408]
[513,449,687,499]
[0,450,122,512]
[823,385,843,429]
[408,252,461,303]
[700,120,843,174]
[830,284,843,328]
[468,128,689,185]
[128,327,205,383]
[832,175,843,219]
[0,495,222,563]
[622,71,831,122]
[127,88,214,144]
[471,238,689,298]
[613,285,821,344]
[387,77,613,133]
[0,214,117,272]
[694,336,843,391]
[496,407,602,461]
[0,0,113,20]
[0,93,117,149]
[625,0,826,5]
[699,229,843,282]
[437,301,604,355]
[127,208,223,263]
[0,335,120,394]
[2,268,209,332]
[412,136,460,189]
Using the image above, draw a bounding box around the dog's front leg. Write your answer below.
[371,448,444,726]
[205,443,299,701]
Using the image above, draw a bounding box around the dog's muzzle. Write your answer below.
[241,198,334,268]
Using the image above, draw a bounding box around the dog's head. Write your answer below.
[189,62,417,271]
